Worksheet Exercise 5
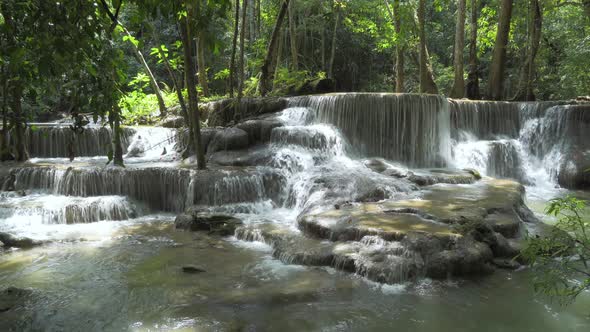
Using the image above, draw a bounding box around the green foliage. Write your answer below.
[521,196,590,303]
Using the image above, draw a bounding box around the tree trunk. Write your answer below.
[289,0,298,70]
[122,26,167,117]
[10,84,27,162]
[466,0,481,100]
[487,0,513,100]
[417,0,439,94]
[229,0,240,98]
[513,0,542,101]
[181,6,206,169]
[111,105,124,167]
[258,0,291,96]
[238,0,249,99]
[450,0,467,98]
[274,28,285,90]
[327,5,340,80]
[0,66,11,161]
[157,44,189,121]
[256,0,261,37]
[197,33,209,97]
[384,0,405,92]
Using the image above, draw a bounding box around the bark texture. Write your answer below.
[466,0,481,100]
[487,0,514,100]
[258,0,290,96]
[450,0,467,98]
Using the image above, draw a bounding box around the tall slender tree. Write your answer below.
[289,0,298,70]
[327,1,341,80]
[466,0,481,99]
[450,0,467,98]
[229,0,240,98]
[259,0,291,96]
[417,0,439,94]
[488,0,514,100]
[513,0,542,101]
[237,0,248,99]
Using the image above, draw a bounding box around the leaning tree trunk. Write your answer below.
[450,0,467,98]
[258,0,291,96]
[181,8,206,169]
[466,0,481,100]
[238,0,248,99]
[289,0,298,70]
[122,26,167,117]
[488,0,514,100]
[418,0,439,94]
[513,0,542,101]
[229,0,240,98]
[197,33,209,97]
[0,67,12,161]
[327,4,340,80]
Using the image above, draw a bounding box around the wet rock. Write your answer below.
[206,97,288,127]
[182,265,206,273]
[208,146,273,167]
[158,115,185,128]
[0,232,43,248]
[125,136,146,158]
[425,238,494,278]
[207,128,250,154]
[175,127,220,155]
[175,212,243,236]
[492,258,521,270]
[363,159,390,173]
[236,119,283,144]
[0,287,32,312]
[557,151,590,190]
[407,169,478,186]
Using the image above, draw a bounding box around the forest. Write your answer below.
[0,1,589,331]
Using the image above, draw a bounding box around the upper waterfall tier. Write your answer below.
[290,93,451,167]
[25,126,136,158]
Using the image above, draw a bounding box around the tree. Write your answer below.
[466,0,480,100]
[488,0,514,100]
[180,1,206,169]
[238,0,248,99]
[289,0,299,70]
[521,196,590,303]
[229,0,240,97]
[513,0,542,101]
[121,25,168,117]
[258,0,290,96]
[384,0,405,92]
[417,0,439,94]
[450,0,467,98]
[327,1,342,80]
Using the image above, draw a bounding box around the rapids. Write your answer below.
[1,94,589,331]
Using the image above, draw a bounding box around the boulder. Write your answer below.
[207,128,250,154]
[0,232,43,249]
[236,118,283,144]
[175,212,243,236]
[208,146,274,167]
[206,97,288,127]
[158,115,185,128]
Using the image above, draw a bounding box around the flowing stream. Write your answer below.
[1,94,589,331]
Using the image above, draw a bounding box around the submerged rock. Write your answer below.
[0,232,43,249]
[0,287,32,312]
[407,169,479,186]
[175,212,243,236]
[182,265,206,273]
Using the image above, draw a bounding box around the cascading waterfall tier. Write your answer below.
[25,126,136,158]
[8,165,285,212]
[0,195,138,224]
[290,93,451,167]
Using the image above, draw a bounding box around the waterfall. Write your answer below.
[25,126,135,158]
[450,99,521,140]
[0,195,138,224]
[291,93,451,167]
